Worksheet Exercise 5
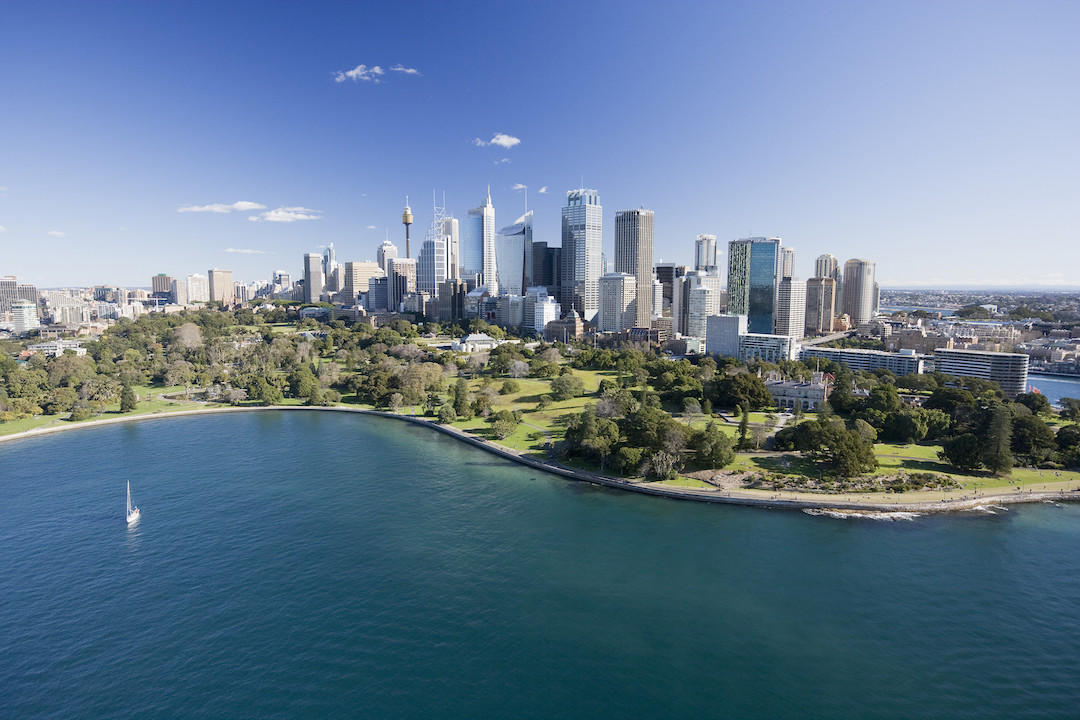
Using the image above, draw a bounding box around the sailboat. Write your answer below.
[126,480,141,525]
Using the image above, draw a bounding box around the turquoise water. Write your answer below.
[2,411,1079,719]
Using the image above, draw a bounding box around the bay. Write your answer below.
[1,411,1078,719]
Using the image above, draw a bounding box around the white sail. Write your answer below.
[126,480,140,524]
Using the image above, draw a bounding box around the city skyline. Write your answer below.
[3,2,1079,288]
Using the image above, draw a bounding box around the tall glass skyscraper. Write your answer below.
[495,211,532,296]
[727,237,782,334]
[560,188,602,321]
[461,190,497,293]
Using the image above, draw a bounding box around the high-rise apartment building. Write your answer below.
[12,300,40,335]
[804,277,837,335]
[598,273,637,333]
[462,191,497,293]
[208,269,234,305]
[694,234,718,272]
[933,349,1029,398]
[186,274,210,303]
[775,277,806,338]
[303,253,324,304]
[614,208,654,327]
[727,237,782,334]
[560,188,602,321]
[841,258,876,326]
[377,239,399,275]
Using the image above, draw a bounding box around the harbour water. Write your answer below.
[1027,372,1080,407]
[1,411,1078,718]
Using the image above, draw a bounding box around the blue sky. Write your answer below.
[2,0,1078,288]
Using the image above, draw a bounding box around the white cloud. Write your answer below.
[366,225,377,230]
[48,230,65,237]
[538,186,548,194]
[473,132,521,149]
[248,206,322,223]
[390,64,421,75]
[225,247,270,255]
[512,183,527,190]
[333,64,385,83]
[494,158,511,165]
[178,200,266,214]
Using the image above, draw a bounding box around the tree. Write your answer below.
[500,379,521,395]
[536,394,552,411]
[509,360,530,378]
[644,450,681,480]
[882,411,928,444]
[981,403,1013,475]
[437,404,457,423]
[713,372,772,411]
[252,378,283,405]
[682,397,702,416]
[940,433,982,472]
[550,374,585,401]
[489,409,520,440]
[452,378,472,419]
[865,384,901,414]
[1011,414,1056,463]
[807,421,877,477]
[692,422,735,469]
[1015,392,1052,416]
[737,407,750,449]
[924,387,975,416]
[702,398,713,416]
[120,384,138,413]
[1060,398,1080,421]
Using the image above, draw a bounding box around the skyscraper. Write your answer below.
[342,261,384,303]
[775,277,806,338]
[841,258,876,326]
[186,273,209,303]
[694,234,718,272]
[303,253,324,304]
[653,263,687,315]
[672,272,725,336]
[598,273,637,333]
[560,188,602,321]
[387,257,417,311]
[727,237,781,334]
[781,248,796,279]
[417,235,450,298]
[462,190,497,293]
[805,277,837,335]
[442,216,460,280]
[322,243,342,293]
[208,269,234,305]
[495,211,532,296]
[377,239,399,275]
[614,208,654,328]
[151,274,173,298]
[687,285,723,339]
[814,253,838,279]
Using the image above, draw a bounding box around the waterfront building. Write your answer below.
[933,348,1029,398]
[804,277,837,335]
[694,234,718,272]
[208,269,234,305]
[614,208,654,327]
[727,237,782,334]
[12,299,40,335]
[387,257,417,311]
[495,211,532,296]
[598,273,637,333]
[303,253,324,303]
[775,278,806,338]
[800,347,927,376]
[705,313,748,359]
[560,188,602,321]
[841,258,876,326]
[377,239,399,275]
[462,190,497,293]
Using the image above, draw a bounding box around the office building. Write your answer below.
[781,247,796,279]
[775,277,806,338]
[12,299,40,335]
[672,271,725,336]
[322,243,342,294]
[933,349,1029,398]
[186,274,209,303]
[437,279,468,323]
[686,284,724,339]
[303,253,324,303]
[387,257,417,311]
[208,269,234,305]
[495,211,531,296]
[804,277,837,335]
[462,190,497,293]
[598,273,637,333]
[272,270,291,288]
[815,253,838,280]
[652,276,663,320]
[694,234,718,272]
[653,263,687,314]
[442,216,460,279]
[727,236,782,334]
[418,235,451,298]
[377,239,399,275]
[367,276,389,312]
[841,258,876,326]
[614,208,654,327]
[342,261,384,303]
[151,274,174,299]
[560,188,602,321]
[705,313,748,359]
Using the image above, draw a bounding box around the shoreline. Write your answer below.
[2,405,1078,514]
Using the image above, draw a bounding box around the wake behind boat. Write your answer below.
[126,480,141,525]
